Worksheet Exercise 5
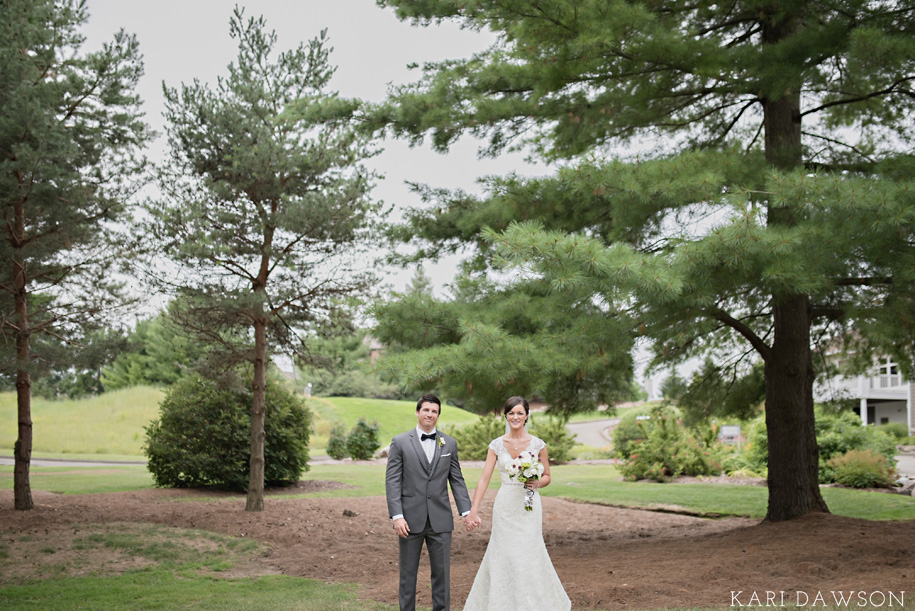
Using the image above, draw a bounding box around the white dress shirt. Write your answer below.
[418,426,437,463]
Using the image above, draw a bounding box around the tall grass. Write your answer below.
[0,387,164,457]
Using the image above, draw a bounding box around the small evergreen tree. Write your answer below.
[147,10,381,511]
[101,309,206,390]
[326,424,348,460]
[345,418,381,460]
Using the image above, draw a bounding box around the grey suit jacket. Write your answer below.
[385,429,472,533]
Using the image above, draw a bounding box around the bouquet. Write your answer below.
[507,450,545,512]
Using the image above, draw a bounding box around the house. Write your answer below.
[362,335,385,364]
[814,356,914,434]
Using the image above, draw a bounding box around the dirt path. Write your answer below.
[2,486,913,609]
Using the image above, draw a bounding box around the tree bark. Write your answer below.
[761,6,829,521]
[245,312,268,512]
[13,199,33,511]
[764,294,829,521]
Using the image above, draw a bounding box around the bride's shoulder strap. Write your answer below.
[488,437,502,453]
[532,435,546,452]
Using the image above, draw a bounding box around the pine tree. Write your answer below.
[148,10,380,511]
[373,0,915,520]
[0,0,148,510]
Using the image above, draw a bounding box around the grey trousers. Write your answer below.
[398,518,452,611]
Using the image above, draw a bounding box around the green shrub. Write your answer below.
[742,408,898,483]
[611,405,653,459]
[528,414,577,463]
[876,422,909,441]
[326,424,348,460]
[617,405,722,482]
[345,418,381,460]
[445,415,506,461]
[720,452,765,477]
[144,374,311,491]
[901,435,915,445]
[742,416,769,473]
[827,449,896,488]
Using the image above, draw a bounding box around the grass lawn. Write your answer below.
[0,522,394,610]
[308,396,480,450]
[293,464,915,520]
[0,464,154,495]
[0,386,164,458]
[6,461,913,521]
[0,574,396,610]
[0,391,481,458]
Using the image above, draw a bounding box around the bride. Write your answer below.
[462,396,571,610]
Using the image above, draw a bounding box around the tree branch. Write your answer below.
[705,307,772,361]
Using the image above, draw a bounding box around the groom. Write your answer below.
[385,394,475,611]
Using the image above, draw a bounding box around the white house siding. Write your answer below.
[815,357,913,434]
[870,400,909,426]
[910,383,915,435]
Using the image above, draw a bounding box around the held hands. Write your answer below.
[463,511,482,531]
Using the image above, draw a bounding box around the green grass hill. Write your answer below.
[0,388,481,458]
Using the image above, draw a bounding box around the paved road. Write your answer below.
[895,453,915,477]
[566,418,619,447]
[0,455,339,467]
[0,457,145,467]
[3,442,913,477]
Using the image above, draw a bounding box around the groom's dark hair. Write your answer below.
[417,393,442,413]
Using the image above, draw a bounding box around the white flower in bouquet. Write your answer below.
[508,450,545,511]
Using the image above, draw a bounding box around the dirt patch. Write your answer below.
[0,521,271,586]
[1,487,913,609]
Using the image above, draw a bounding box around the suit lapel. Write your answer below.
[429,435,443,474]
[410,431,431,472]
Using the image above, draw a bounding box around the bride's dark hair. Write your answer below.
[503,396,530,423]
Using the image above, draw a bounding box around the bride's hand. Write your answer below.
[464,511,481,531]
[525,479,539,490]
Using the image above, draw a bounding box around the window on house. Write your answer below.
[871,357,903,388]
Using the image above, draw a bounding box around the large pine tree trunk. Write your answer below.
[761,7,829,521]
[765,295,828,520]
[245,314,267,512]
[13,201,33,511]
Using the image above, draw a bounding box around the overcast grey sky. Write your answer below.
[80,0,544,292]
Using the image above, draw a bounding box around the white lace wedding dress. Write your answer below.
[462,435,571,610]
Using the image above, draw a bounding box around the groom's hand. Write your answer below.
[393,518,410,538]
[463,514,481,531]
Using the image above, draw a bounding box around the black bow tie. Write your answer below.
[421,433,436,441]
